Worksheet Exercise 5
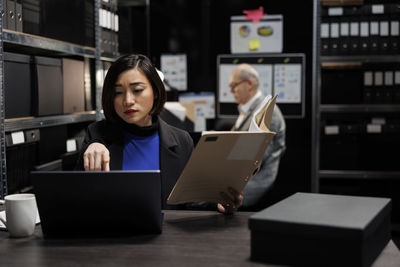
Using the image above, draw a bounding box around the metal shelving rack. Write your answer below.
[311,0,321,192]
[321,55,400,63]
[0,0,7,199]
[0,0,107,198]
[320,104,400,113]
[312,0,400,193]
[319,170,400,180]
[4,112,97,132]
[2,29,96,57]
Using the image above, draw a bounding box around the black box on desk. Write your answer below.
[32,56,63,116]
[3,52,32,118]
[249,192,391,267]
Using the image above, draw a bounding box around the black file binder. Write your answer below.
[390,20,400,53]
[113,31,119,53]
[349,18,360,54]
[15,0,22,32]
[83,57,94,111]
[339,20,350,54]
[101,29,110,53]
[369,17,380,54]
[359,21,369,54]
[321,18,330,56]
[320,7,329,55]
[374,71,384,104]
[2,0,8,29]
[363,71,373,104]
[360,5,372,54]
[329,17,340,55]
[379,20,390,54]
[347,6,362,55]
[383,71,393,103]
[322,66,362,104]
[394,71,400,103]
[21,0,41,35]
[6,142,37,194]
[390,4,400,53]
[6,0,16,30]
[37,125,67,165]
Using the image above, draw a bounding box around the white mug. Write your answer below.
[0,193,37,238]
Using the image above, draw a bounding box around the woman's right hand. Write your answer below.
[83,142,110,171]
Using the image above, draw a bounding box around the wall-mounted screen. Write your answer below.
[217,53,305,118]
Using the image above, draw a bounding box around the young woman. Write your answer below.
[76,54,242,213]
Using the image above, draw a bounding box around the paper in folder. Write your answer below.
[167,95,277,205]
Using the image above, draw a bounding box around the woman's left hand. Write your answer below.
[217,187,243,214]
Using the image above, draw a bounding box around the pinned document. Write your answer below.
[249,39,260,51]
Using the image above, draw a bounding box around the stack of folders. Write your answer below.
[2,0,23,32]
[100,0,119,55]
[363,67,400,104]
[321,3,400,55]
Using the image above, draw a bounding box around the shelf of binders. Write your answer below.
[2,29,96,58]
[319,170,400,180]
[321,55,400,63]
[4,111,97,133]
[320,104,400,113]
[320,2,400,57]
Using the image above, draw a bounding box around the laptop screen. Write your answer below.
[31,170,162,237]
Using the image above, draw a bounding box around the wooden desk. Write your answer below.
[0,210,399,266]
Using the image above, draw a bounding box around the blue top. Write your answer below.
[122,131,160,170]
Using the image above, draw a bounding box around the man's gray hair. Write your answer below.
[238,64,259,89]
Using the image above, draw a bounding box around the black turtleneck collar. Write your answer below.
[119,116,159,137]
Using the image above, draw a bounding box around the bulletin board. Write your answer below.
[217,53,305,118]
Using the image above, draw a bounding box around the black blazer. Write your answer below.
[76,117,194,209]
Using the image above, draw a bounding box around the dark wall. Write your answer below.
[120,0,314,206]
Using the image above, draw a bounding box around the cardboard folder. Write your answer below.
[167,96,277,205]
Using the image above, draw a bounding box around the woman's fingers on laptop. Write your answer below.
[84,142,110,171]
[83,150,93,170]
[94,150,103,170]
[102,153,110,171]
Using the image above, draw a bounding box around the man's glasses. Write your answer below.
[229,80,246,90]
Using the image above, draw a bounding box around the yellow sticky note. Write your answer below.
[249,40,260,51]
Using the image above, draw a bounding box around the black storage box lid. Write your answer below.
[249,192,392,266]
[33,56,62,67]
[4,52,31,63]
[249,192,391,240]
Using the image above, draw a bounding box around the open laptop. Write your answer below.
[31,170,162,238]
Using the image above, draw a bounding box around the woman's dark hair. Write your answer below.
[102,54,167,122]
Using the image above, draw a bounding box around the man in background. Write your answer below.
[229,63,286,209]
